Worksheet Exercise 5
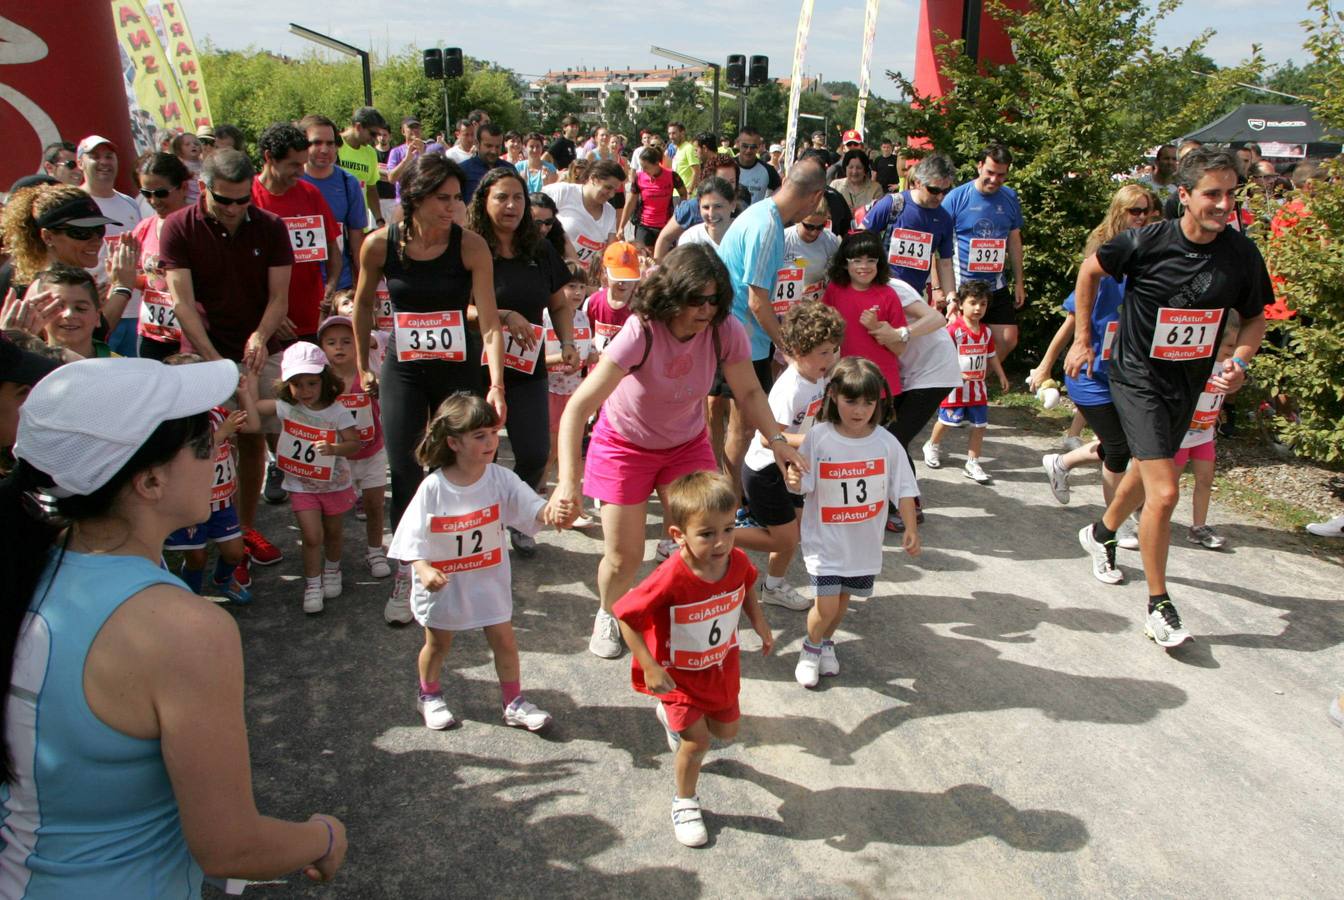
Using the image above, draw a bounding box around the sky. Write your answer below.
[187,0,1316,100]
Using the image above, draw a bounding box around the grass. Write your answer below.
[1203,473,1323,532]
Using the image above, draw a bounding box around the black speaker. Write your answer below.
[726,54,746,89]
[423,49,443,80]
[748,55,769,87]
[444,47,464,78]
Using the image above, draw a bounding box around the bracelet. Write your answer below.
[314,816,334,862]
[560,340,576,349]
[769,433,789,445]
[110,286,132,297]
[1230,356,1249,371]
[487,383,505,391]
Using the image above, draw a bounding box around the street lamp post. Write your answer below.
[289,23,372,106]
[650,45,721,137]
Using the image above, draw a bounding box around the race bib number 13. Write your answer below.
[818,458,887,524]
[1150,308,1223,361]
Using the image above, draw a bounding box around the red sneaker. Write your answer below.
[232,560,252,588]
[244,528,283,566]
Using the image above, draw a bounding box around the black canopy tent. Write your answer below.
[1182,103,1342,159]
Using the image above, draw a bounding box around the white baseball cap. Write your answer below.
[280,341,328,381]
[15,358,238,496]
[76,135,117,159]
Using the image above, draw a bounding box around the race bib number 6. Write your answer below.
[395,311,466,362]
[968,238,1006,273]
[669,587,744,670]
[1150,308,1223,361]
[278,419,335,481]
[428,505,505,574]
[818,458,887,524]
[889,229,933,270]
[284,215,327,263]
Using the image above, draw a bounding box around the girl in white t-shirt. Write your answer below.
[388,393,569,733]
[543,264,598,494]
[785,356,921,688]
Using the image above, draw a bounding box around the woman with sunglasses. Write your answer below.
[529,191,576,262]
[130,153,194,360]
[549,244,806,659]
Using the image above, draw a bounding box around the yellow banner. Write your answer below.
[784,0,816,172]
[153,0,213,127]
[855,0,881,134]
[110,0,190,133]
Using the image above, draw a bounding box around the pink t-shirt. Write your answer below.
[601,314,750,449]
[822,281,909,395]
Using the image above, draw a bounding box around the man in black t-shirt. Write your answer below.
[1066,148,1269,648]
[872,138,901,193]
[547,116,581,173]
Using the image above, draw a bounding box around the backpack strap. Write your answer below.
[627,319,721,373]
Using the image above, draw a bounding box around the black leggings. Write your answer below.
[503,376,550,490]
[381,354,481,528]
[886,386,948,478]
[1077,401,1131,473]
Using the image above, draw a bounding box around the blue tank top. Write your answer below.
[0,550,203,898]
[1062,275,1125,407]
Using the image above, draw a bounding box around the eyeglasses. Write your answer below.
[210,191,250,207]
[1126,206,1150,216]
[54,224,106,240]
[799,222,824,232]
[140,187,173,199]
[922,184,948,195]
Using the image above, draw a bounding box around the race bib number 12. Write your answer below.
[428,505,505,574]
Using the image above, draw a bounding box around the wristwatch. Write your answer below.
[895,326,910,343]
[769,433,789,446]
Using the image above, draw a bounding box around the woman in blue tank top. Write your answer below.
[0,358,347,897]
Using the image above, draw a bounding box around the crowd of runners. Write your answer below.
[0,103,1340,888]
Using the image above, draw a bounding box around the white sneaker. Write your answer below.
[418,693,454,730]
[571,513,598,528]
[1306,514,1344,538]
[671,797,708,847]
[655,701,681,753]
[761,582,811,611]
[795,651,821,688]
[589,609,623,658]
[1116,514,1140,551]
[303,581,324,614]
[1144,601,1192,648]
[384,568,415,624]
[1078,524,1124,585]
[321,565,342,599]
[655,538,677,561]
[963,458,991,483]
[503,697,553,731]
[366,547,392,578]
[1061,435,1085,452]
[1042,453,1070,504]
[922,441,942,469]
[820,641,840,677]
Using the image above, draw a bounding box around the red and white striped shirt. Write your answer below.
[941,319,996,407]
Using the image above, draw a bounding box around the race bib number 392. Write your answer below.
[968,238,1005,274]
[818,458,887,524]
[668,586,744,670]
[1150,308,1223,361]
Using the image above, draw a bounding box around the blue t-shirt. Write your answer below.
[516,160,558,193]
[717,198,785,360]
[459,156,513,204]
[1062,274,1124,406]
[302,167,368,291]
[674,197,702,229]
[861,190,955,295]
[941,182,1023,291]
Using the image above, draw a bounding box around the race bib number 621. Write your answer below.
[1150,308,1223,361]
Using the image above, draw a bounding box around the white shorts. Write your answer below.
[349,447,388,491]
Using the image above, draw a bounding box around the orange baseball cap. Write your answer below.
[602,241,642,282]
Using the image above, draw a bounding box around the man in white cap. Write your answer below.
[77,135,142,356]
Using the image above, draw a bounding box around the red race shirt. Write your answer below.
[612,548,757,712]
[250,178,341,337]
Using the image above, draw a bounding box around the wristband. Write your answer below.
[560,340,576,348]
[895,326,910,343]
[315,817,334,862]
[769,433,789,446]
[110,286,132,297]
[1230,356,1249,371]
[488,383,505,391]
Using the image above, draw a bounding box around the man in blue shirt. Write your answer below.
[299,114,367,294]
[862,152,957,303]
[459,123,513,203]
[942,143,1026,363]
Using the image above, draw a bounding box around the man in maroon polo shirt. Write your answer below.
[159,148,294,566]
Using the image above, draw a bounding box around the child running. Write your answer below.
[786,357,921,688]
[161,353,258,603]
[387,393,571,732]
[923,280,1009,483]
[248,342,361,614]
[1175,312,1241,550]
[612,471,774,847]
[742,301,844,612]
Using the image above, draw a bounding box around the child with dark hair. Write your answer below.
[822,231,912,402]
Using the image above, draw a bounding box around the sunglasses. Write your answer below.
[738,143,759,151]
[1127,207,1151,216]
[55,224,106,240]
[536,219,554,228]
[51,159,78,170]
[922,184,948,195]
[685,290,720,308]
[210,191,251,207]
[140,187,174,199]
[799,222,824,232]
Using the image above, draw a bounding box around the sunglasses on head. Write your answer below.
[51,159,78,170]
[55,224,106,240]
[1127,206,1150,216]
[140,187,174,199]
[210,191,250,207]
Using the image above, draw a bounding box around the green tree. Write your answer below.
[528,83,583,135]
[603,89,637,141]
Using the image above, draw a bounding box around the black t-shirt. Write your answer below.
[548,137,577,172]
[1097,219,1270,403]
[491,240,567,384]
[873,154,900,192]
[374,148,396,200]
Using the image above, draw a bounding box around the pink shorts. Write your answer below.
[290,486,357,517]
[548,391,571,430]
[1173,439,1216,468]
[583,417,717,506]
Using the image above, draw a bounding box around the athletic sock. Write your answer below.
[802,639,823,656]
[500,680,521,708]
[323,558,341,572]
[765,575,785,591]
[1093,521,1117,543]
[212,557,234,586]
[180,566,204,594]
[1148,593,1170,614]
[419,679,441,697]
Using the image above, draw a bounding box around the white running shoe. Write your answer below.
[655,538,678,561]
[1042,453,1070,504]
[1078,524,1124,585]
[963,458,991,483]
[384,569,415,624]
[922,441,942,469]
[820,641,840,677]
[1306,514,1344,538]
[1144,601,1192,648]
[418,693,455,730]
[671,797,708,847]
[321,566,342,599]
[303,581,324,614]
[589,609,623,658]
[1117,514,1140,551]
[1187,525,1227,550]
[655,702,681,753]
[795,651,821,688]
[1061,435,1085,452]
[366,547,392,578]
[503,697,553,731]
[761,582,811,611]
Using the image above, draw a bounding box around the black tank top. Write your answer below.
[383,221,471,315]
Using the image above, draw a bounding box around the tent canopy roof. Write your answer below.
[1183,103,1340,144]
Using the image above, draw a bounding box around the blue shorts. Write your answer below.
[938,404,989,428]
[810,574,876,599]
[165,504,242,550]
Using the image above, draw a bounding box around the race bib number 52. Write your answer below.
[818,458,887,524]
[669,586,744,670]
[1150,308,1223,361]
[428,505,505,574]
[284,215,327,263]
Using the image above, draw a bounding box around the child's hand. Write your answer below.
[1027,365,1048,392]
[783,462,803,492]
[753,619,774,656]
[217,409,248,440]
[643,664,677,695]
[997,371,1010,393]
[586,350,601,367]
[859,306,882,332]
[544,494,577,528]
[903,529,921,557]
[238,370,258,398]
[414,562,449,593]
[313,441,334,456]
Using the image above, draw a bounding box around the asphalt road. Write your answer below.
[205,418,1344,899]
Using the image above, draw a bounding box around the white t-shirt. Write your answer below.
[446,145,473,164]
[387,465,546,631]
[782,225,839,303]
[274,399,353,494]
[91,191,144,318]
[795,422,919,577]
[745,364,827,472]
[542,182,616,266]
[678,222,722,251]
[542,305,593,396]
[891,278,962,392]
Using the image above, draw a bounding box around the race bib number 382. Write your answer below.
[818,458,887,524]
[669,586,744,670]
[1149,308,1223,361]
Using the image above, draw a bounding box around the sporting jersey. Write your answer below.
[542,182,616,266]
[301,166,367,291]
[737,158,781,205]
[1096,219,1270,403]
[1179,364,1225,450]
[941,182,1022,291]
[337,142,379,194]
[794,423,919,577]
[585,288,633,353]
[387,465,545,631]
[861,191,955,295]
[612,548,757,712]
[677,222,721,250]
[543,305,593,396]
[274,398,353,494]
[207,406,239,511]
[941,318,996,407]
[516,160,558,193]
[718,198,786,360]
[744,364,827,472]
[1061,275,1124,407]
[250,178,342,336]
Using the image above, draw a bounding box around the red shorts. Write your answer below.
[583,416,717,506]
[659,695,741,732]
[290,486,357,517]
[1173,439,1216,468]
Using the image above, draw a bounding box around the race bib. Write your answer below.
[137,289,180,342]
[968,238,1005,274]
[796,396,824,434]
[818,458,887,524]
[1189,380,1225,430]
[338,391,375,442]
[481,323,545,375]
[772,266,804,316]
[593,319,622,353]
[668,586,744,670]
[374,280,394,331]
[284,215,327,263]
[802,280,825,303]
[1150,308,1223,361]
[959,341,988,381]
[278,418,335,482]
[427,505,505,574]
[1100,321,1119,362]
[545,324,593,373]
[395,311,466,362]
[574,234,605,264]
[889,228,933,270]
[211,443,236,504]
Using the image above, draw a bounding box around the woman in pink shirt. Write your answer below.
[131,152,193,360]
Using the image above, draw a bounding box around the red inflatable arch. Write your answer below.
[914,0,1032,99]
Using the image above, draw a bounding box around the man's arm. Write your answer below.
[747,284,785,348]
[1008,228,1025,308]
[323,239,343,296]
[165,268,221,361]
[364,182,381,224]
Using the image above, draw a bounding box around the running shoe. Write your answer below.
[1306,514,1344,538]
[321,566,342,599]
[509,527,537,558]
[302,581,324,615]
[886,510,906,533]
[418,692,455,730]
[571,513,598,528]
[214,574,252,605]
[503,697,553,732]
[795,651,821,688]
[262,463,288,504]
[353,494,367,521]
[589,609,623,658]
[655,701,681,753]
[761,582,811,611]
[922,441,942,469]
[1078,524,1124,585]
[671,797,708,847]
[384,569,415,625]
[1144,600,1192,648]
[655,538,678,561]
[820,641,840,677]
[1117,514,1140,550]
[366,546,392,578]
[963,458,991,483]
[1187,525,1227,550]
[244,528,283,566]
[1061,435,1085,452]
[1042,453,1070,504]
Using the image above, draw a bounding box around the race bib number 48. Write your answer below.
[284,215,327,263]
[889,229,933,270]
[428,505,505,574]
[395,311,466,362]
[818,458,887,524]
[968,238,1006,273]
[669,586,744,670]
[1150,308,1223,361]
[278,419,335,481]
[772,267,804,316]
[138,289,180,342]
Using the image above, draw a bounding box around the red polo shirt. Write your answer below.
[250,178,341,336]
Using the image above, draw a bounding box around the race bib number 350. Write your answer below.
[284,215,327,263]
[428,505,504,574]
[668,586,744,670]
[889,229,933,270]
[968,238,1006,273]
[818,458,887,524]
[278,419,335,481]
[1150,308,1223,361]
[395,311,466,362]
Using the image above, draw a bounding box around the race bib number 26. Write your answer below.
[278,419,335,482]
